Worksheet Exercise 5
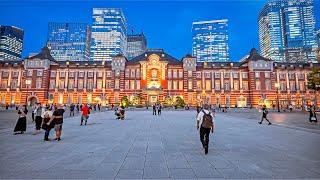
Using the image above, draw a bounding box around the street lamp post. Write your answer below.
[275,82,280,112]
[25,79,31,106]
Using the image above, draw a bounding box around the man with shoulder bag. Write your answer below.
[196,104,214,155]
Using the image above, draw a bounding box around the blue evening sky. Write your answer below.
[1,0,319,61]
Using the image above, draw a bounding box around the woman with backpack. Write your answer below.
[196,104,214,155]
[258,105,272,125]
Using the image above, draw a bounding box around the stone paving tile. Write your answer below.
[116,169,143,179]
[143,166,170,179]
[169,168,197,179]
[121,157,146,169]
[90,163,122,179]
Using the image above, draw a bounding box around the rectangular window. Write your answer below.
[37,70,43,77]
[173,81,177,90]
[178,70,183,78]
[234,80,239,90]
[289,73,295,79]
[1,80,7,88]
[125,69,130,78]
[97,80,103,89]
[69,72,75,78]
[242,81,248,90]
[97,72,103,78]
[137,81,140,89]
[131,81,135,90]
[280,82,286,91]
[299,82,305,91]
[87,79,93,89]
[106,71,112,78]
[179,81,183,90]
[196,81,202,90]
[50,71,56,77]
[11,79,18,89]
[205,80,211,90]
[255,72,260,78]
[298,73,304,80]
[224,72,230,78]
[224,81,230,91]
[27,70,33,77]
[68,80,74,89]
[188,71,193,77]
[205,72,211,78]
[215,81,220,90]
[136,69,140,78]
[36,79,42,88]
[242,72,248,79]
[125,80,129,90]
[115,80,120,89]
[196,72,202,78]
[233,72,239,78]
[49,80,55,89]
[280,73,286,79]
[173,70,177,78]
[12,71,19,77]
[78,79,84,89]
[59,80,64,89]
[168,70,172,78]
[188,80,193,90]
[60,71,65,78]
[215,72,220,78]
[88,72,94,78]
[106,81,112,89]
[131,69,135,78]
[168,81,172,90]
[265,80,271,90]
[255,80,261,90]
[290,81,296,91]
[265,72,270,78]
[79,71,84,77]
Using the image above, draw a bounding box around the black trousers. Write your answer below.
[260,116,271,123]
[153,110,156,115]
[200,127,211,148]
[35,116,42,130]
[158,110,161,115]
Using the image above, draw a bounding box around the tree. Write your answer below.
[175,96,186,108]
[307,67,320,108]
[164,96,174,107]
[121,96,129,107]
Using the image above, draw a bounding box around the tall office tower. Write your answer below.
[91,8,127,61]
[127,33,147,60]
[258,0,317,63]
[47,22,91,61]
[0,25,24,61]
[192,19,229,62]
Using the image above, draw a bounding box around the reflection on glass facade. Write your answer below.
[258,0,317,63]
[192,19,229,62]
[0,26,24,61]
[91,8,127,61]
[47,22,91,61]
[127,33,147,60]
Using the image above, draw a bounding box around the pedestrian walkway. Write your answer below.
[0,110,319,179]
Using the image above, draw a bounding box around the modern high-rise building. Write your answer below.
[192,19,229,62]
[0,25,24,61]
[46,22,91,61]
[91,8,127,61]
[258,0,317,63]
[127,33,147,60]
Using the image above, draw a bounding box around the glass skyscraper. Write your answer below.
[127,33,147,60]
[91,8,127,61]
[258,0,317,63]
[192,19,229,62]
[47,22,91,61]
[0,25,24,61]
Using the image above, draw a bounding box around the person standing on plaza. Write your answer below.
[42,106,53,141]
[47,104,65,141]
[196,104,214,155]
[258,105,272,125]
[34,103,43,135]
[69,103,75,117]
[76,103,80,112]
[309,105,318,123]
[152,104,157,115]
[80,104,90,126]
[14,105,28,134]
[158,104,162,115]
[98,103,101,111]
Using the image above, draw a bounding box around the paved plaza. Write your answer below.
[0,110,320,179]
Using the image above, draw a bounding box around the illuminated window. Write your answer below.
[78,79,84,89]
[36,79,42,89]
[188,80,193,90]
[242,81,248,90]
[168,81,172,90]
[234,80,239,90]
[173,81,177,90]
[265,80,271,90]
[59,80,65,89]
[173,70,177,78]
[97,80,103,89]
[255,80,261,90]
[115,79,120,89]
[131,81,135,90]
[224,81,230,91]
[49,80,55,89]
[196,81,202,90]
[179,81,183,90]
[255,72,260,78]
[265,72,270,78]
[58,93,63,104]
[215,81,220,90]
[280,82,286,91]
[168,70,172,78]
[178,70,183,78]
[188,71,193,77]
[68,80,74,89]
[137,81,140,89]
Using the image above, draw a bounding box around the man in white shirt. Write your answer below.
[196,104,214,154]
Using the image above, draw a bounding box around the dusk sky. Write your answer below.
[1,0,319,61]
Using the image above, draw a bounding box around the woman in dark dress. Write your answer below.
[14,105,28,134]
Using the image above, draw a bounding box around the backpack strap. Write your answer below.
[202,110,211,115]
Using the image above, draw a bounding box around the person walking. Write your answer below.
[34,103,43,135]
[47,104,65,141]
[309,105,318,123]
[258,105,272,125]
[76,103,80,112]
[14,105,28,134]
[69,103,75,117]
[158,104,162,115]
[80,104,90,126]
[42,107,53,141]
[196,104,214,155]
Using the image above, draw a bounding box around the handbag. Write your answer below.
[311,116,316,121]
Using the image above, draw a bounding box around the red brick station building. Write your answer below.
[0,47,319,108]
